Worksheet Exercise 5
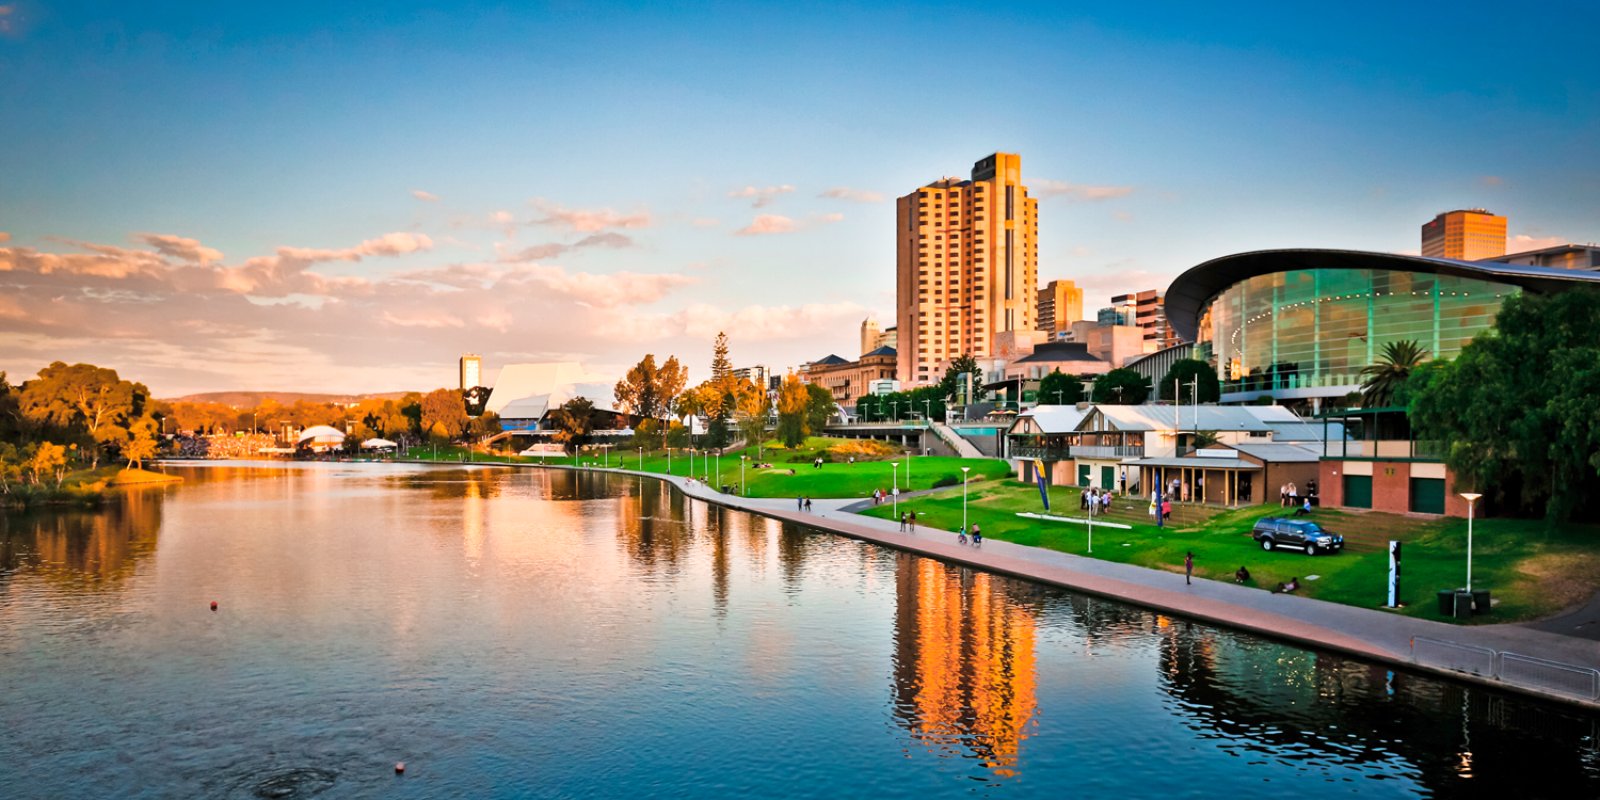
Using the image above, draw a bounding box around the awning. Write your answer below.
[1128,456,1258,470]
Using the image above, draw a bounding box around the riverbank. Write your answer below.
[511,461,1600,711]
[1,466,180,509]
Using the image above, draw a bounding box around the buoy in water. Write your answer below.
[395,762,405,775]
[210,601,218,611]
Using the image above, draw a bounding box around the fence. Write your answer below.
[1411,636,1600,701]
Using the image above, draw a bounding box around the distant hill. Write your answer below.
[162,390,418,407]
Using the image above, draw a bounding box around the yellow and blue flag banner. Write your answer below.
[1033,459,1050,511]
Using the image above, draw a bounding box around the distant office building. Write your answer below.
[1036,279,1084,335]
[802,347,898,408]
[896,152,1038,387]
[859,318,897,356]
[1496,242,1600,271]
[1421,209,1506,260]
[1095,306,1130,326]
[731,365,770,389]
[1109,290,1177,347]
[459,354,482,390]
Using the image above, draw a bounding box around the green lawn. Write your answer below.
[413,437,1011,500]
[861,481,1600,625]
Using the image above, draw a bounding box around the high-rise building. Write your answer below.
[459,353,482,390]
[896,152,1038,385]
[1109,290,1178,348]
[1421,209,1507,260]
[1036,279,1083,336]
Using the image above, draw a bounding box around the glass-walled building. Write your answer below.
[1166,249,1600,407]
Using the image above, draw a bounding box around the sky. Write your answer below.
[2,1,1597,398]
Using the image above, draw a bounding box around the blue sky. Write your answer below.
[2,1,1596,395]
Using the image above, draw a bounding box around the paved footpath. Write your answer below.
[514,463,1600,708]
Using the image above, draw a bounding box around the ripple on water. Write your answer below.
[225,766,338,800]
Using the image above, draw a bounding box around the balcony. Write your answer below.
[1069,445,1145,460]
[1009,443,1072,461]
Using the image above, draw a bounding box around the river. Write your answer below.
[1,461,1595,798]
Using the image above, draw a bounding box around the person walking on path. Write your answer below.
[797,496,803,511]
[1184,551,1194,585]
[971,524,982,547]
[804,496,812,512]
[899,512,908,532]
[908,510,917,534]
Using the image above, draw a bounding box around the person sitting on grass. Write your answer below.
[1275,576,1300,594]
[1294,497,1312,517]
[1234,565,1251,584]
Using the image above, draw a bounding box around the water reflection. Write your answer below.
[891,553,1039,778]
[0,486,163,589]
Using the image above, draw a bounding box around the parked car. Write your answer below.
[1252,517,1344,555]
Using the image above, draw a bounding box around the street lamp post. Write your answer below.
[891,461,899,520]
[716,451,722,490]
[923,399,931,426]
[741,455,748,495]
[961,466,971,536]
[639,446,643,471]
[1460,492,1482,591]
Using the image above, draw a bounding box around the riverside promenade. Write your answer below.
[557,463,1600,711]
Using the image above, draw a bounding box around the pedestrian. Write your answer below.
[1120,468,1127,494]
[1295,496,1312,517]
[804,497,812,512]
[1161,499,1172,521]
[1102,492,1112,513]
[1280,482,1290,507]
[1080,490,1088,511]
[1184,551,1194,585]
[971,524,982,546]
[957,526,967,545]
[797,496,803,511]
[899,512,908,532]
[909,510,917,533]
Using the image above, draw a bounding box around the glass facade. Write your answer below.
[1195,268,1514,397]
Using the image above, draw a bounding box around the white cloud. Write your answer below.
[1034,179,1135,202]
[692,217,721,228]
[728,184,795,208]
[735,215,797,236]
[819,187,884,203]
[1509,234,1566,252]
[412,189,441,202]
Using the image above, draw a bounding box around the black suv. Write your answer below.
[1252,518,1344,556]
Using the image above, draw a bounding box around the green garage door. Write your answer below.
[1343,475,1373,509]
[1101,466,1115,490]
[1078,464,1091,487]
[1410,477,1445,514]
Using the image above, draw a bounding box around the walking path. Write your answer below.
[476,461,1600,709]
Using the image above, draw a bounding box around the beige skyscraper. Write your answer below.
[1036,279,1083,336]
[896,153,1038,385]
[1421,209,1507,260]
[459,353,482,389]
[860,318,881,357]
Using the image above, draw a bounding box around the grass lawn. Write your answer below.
[861,480,1600,625]
[414,437,1012,500]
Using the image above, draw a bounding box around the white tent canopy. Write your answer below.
[361,438,397,450]
[297,425,346,445]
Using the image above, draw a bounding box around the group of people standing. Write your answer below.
[896,511,918,533]
[870,487,896,506]
[1080,488,1113,513]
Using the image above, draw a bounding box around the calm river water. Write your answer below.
[2,461,1597,798]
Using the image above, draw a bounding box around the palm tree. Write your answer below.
[1359,340,1429,407]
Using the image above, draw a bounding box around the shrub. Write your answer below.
[932,474,960,489]
[827,439,899,460]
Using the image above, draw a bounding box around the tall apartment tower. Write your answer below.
[459,354,482,390]
[860,318,881,357]
[1109,290,1178,348]
[895,152,1038,385]
[1421,209,1507,260]
[1036,279,1084,336]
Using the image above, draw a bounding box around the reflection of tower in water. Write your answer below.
[891,553,1038,777]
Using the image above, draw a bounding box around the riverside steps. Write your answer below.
[432,460,1600,710]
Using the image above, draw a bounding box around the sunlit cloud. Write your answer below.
[412,189,441,202]
[1480,176,1504,187]
[1509,234,1565,252]
[728,184,794,208]
[530,199,653,232]
[1034,179,1135,202]
[0,231,10,243]
[735,214,797,236]
[819,186,884,203]
[692,217,721,228]
[135,233,223,265]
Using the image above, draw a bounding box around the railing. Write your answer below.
[1009,444,1071,461]
[1410,636,1600,701]
[1069,445,1144,460]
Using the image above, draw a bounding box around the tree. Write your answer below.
[732,379,770,457]
[1038,369,1084,405]
[665,420,691,450]
[805,383,835,433]
[123,420,159,470]
[0,442,22,495]
[1410,288,1600,520]
[420,388,470,442]
[18,362,149,468]
[29,441,67,488]
[1091,368,1152,405]
[613,354,688,423]
[941,353,986,403]
[549,397,596,455]
[1159,359,1221,403]
[710,332,733,383]
[774,374,812,447]
[1360,340,1429,408]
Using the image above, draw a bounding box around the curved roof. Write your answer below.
[297,425,346,442]
[1165,248,1600,341]
[1014,341,1104,364]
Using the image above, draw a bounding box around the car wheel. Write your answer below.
[1260,538,1273,551]
[1307,545,1318,556]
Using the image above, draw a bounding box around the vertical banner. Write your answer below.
[1033,459,1050,511]
[1388,540,1402,607]
[1155,481,1164,529]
